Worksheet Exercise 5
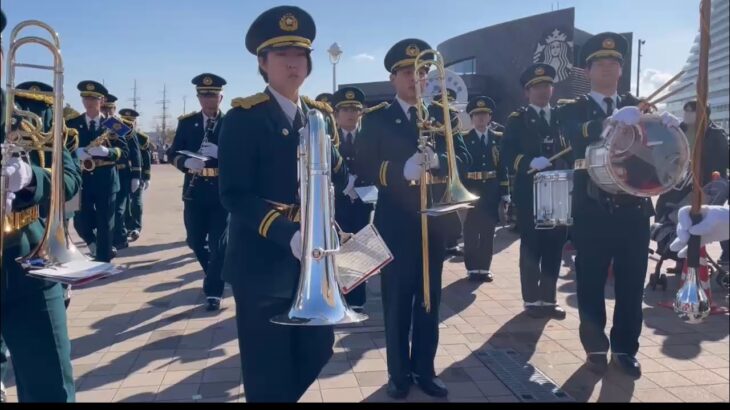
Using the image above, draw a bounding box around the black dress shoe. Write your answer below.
[542,304,566,320]
[206,297,221,311]
[413,375,448,398]
[128,230,141,242]
[586,354,608,374]
[445,247,464,257]
[386,378,410,399]
[612,354,641,378]
[525,305,546,318]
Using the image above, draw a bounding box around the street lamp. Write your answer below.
[636,39,646,96]
[328,42,343,93]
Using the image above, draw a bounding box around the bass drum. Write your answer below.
[585,114,690,197]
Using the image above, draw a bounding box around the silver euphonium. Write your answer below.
[270,109,367,326]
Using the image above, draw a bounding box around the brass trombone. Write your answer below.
[2,20,103,271]
[412,49,479,312]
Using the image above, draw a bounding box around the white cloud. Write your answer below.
[352,53,376,62]
[639,68,675,98]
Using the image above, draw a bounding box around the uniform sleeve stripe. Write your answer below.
[258,210,278,237]
[333,155,343,173]
[582,122,590,138]
[115,148,122,157]
[260,212,281,238]
[379,161,389,187]
[500,181,509,186]
[131,167,142,171]
[514,154,524,172]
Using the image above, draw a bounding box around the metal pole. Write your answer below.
[636,39,645,96]
[332,62,337,93]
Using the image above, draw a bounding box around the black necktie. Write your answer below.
[539,109,550,129]
[604,97,615,116]
[346,132,353,145]
[480,133,487,147]
[206,118,214,130]
[89,119,96,135]
[293,109,304,132]
[408,106,418,127]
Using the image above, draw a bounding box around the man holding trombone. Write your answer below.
[1,10,80,401]
[356,38,471,399]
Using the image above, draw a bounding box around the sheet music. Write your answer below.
[27,260,120,286]
[354,186,379,204]
[176,150,211,162]
[336,224,393,294]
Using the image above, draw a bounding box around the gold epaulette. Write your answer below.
[121,118,135,127]
[303,96,333,114]
[508,111,521,119]
[66,112,84,122]
[492,131,504,137]
[364,102,390,114]
[231,93,270,110]
[556,98,576,105]
[177,111,198,121]
[16,91,54,106]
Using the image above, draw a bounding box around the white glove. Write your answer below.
[403,152,425,181]
[143,180,150,190]
[343,174,359,201]
[661,111,681,128]
[87,146,110,157]
[200,142,219,159]
[184,158,205,171]
[501,195,511,203]
[670,205,730,258]
[289,230,302,261]
[529,156,552,171]
[76,148,91,161]
[4,192,15,215]
[131,178,141,193]
[423,147,440,170]
[2,158,33,193]
[611,106,641,126]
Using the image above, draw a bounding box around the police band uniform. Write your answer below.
[501,64,570,319]
[557,32,652,377]
[113,108,143,250]
[462,96,509,281]
[356,38,472,399]
[219,6,349,402]
[167,73,228,311]
[332,86,371,310]
[66,80,129,262]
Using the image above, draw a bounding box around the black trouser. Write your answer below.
[113,171,131,246]
[720,240,729,263]
[517,208,567,304]
[573,204,649,357]
[183,199,227,298]
[126,182,143,232]
[232,287,333,402]
[74,184,116,262]
[1,263,75,402]
[379,220,445,382]
[464,205,497,271]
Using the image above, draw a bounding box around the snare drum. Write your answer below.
[533,170,573,229]
[585,114,690,197]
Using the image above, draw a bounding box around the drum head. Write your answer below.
[605,114,690,197]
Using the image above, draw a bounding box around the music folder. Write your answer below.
[336,224,393,294]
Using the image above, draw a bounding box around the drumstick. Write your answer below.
[644,70,685,103]
[528,147,573,175]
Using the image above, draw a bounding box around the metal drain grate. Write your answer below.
[475,348,574,402]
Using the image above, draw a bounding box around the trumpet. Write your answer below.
[270,109,367,326]
[412,49,479,312]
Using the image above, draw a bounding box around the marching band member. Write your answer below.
[218,6,347,402]
[112,107,142,251]
[501,64,570,318]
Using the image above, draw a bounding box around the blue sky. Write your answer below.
[3,0,701,130]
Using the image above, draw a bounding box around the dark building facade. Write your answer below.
[343,8,633,124]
